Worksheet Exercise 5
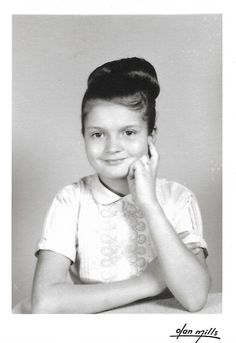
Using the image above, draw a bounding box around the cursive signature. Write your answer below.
[170,323,221,343]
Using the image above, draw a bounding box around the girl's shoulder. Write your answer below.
[54,174,96,203]
[156,177,195,207]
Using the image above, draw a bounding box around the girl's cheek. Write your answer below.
[87,147,101,157]
[128,139,148,156]
[85,140,103,154]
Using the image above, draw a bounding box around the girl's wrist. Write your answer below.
[141,198,163,216]
[137,272,156,298]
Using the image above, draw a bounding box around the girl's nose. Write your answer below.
[105,136,122,153]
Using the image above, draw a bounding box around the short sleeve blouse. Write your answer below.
[36,174,208,283]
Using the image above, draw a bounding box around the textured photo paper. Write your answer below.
[1,1,235,343]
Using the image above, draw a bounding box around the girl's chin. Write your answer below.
[98,168,129,180]
[104,172,129,180]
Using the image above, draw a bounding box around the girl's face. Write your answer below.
[84,100,150,181]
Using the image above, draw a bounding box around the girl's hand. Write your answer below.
[127,137,160,209]
[178,231,202,256]
[186,242,202,255]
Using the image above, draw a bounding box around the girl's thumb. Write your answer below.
[127,164,135,180]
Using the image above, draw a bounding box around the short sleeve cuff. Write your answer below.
[35,237,76,263]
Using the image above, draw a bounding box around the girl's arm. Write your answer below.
[31,250,166,314]
[127,138,211,312]
[142,203,211,312]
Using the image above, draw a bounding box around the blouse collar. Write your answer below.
[86,173,131,205]
[85,173,165,207]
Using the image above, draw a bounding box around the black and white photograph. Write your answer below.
[12,14,221,315]
[1,1,235,342]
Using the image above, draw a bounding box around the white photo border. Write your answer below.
[1,1,235,343]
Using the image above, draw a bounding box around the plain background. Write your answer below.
[12,15,222,308]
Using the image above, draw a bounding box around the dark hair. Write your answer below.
[81,57,160,135]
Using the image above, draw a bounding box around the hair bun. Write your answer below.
[87,57,160,99]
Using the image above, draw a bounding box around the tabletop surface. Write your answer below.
[13,292,222,314]
[104,293,222,314]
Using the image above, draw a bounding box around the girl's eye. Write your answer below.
[124,130,136,136]
[91,132,103,138]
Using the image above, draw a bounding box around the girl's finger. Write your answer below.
[191,248,201,255]
[148,137,159,164]
[127,163,136,180]
[178,231,189,239]
[185,242,201,249]
[127,159,143,180]
[139,154,151,167]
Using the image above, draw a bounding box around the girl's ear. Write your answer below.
[149,127,157,143]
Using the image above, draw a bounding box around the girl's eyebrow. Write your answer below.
[86,125,141,130]
[122,125,141,129]
[86,126,103,130]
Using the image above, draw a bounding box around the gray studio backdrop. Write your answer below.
[12,15,222,307]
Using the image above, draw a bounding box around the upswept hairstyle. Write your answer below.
[81,57,160,135]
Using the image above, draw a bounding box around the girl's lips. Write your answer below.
[104,158,127,165]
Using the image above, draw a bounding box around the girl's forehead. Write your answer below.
[84,100,146,128]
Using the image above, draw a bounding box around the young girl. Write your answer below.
[31,57,211,313]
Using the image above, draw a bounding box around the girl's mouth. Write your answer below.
[104,158,127,165]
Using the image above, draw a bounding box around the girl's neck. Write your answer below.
[98,175,129,197]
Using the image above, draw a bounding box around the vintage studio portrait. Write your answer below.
[12,15,222,314]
